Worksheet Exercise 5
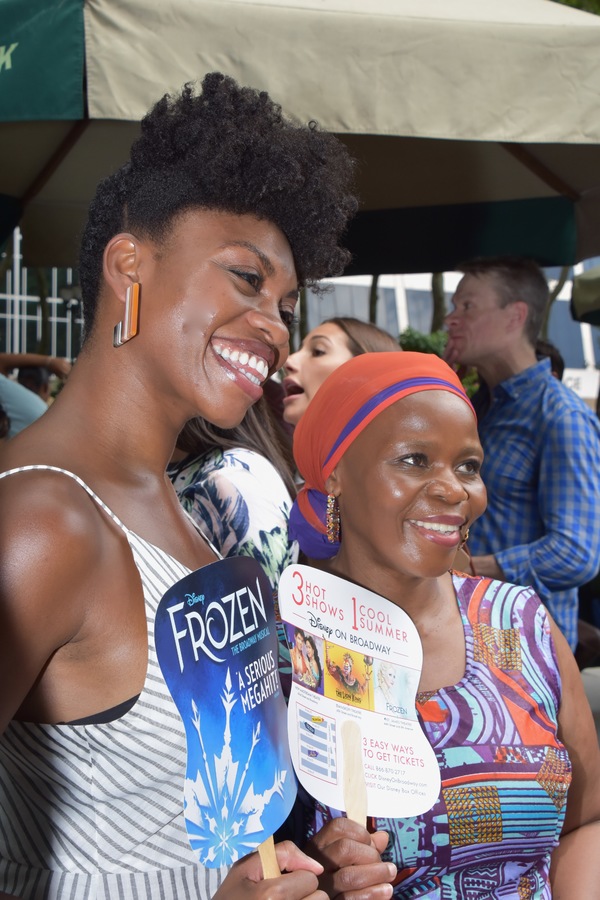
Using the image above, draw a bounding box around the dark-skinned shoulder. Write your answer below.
[0,468,127,730]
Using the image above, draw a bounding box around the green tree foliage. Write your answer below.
[551,0,600,14]
[399,327,480,397]
[399,326,448,356]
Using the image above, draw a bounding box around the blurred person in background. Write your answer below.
[283,316,401,427]
[445,256,600,651]
[17,365,51,402]
[0,403,9,444]
[0,352,71,438]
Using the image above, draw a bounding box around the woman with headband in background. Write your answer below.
[289,351,600,898]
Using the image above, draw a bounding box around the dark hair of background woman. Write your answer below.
[176,395,296,498]
[325,316,402,355]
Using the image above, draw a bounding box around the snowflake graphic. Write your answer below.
[183,668,288,866]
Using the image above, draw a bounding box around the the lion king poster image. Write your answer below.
[323,643,373,708]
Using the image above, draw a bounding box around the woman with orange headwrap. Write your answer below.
[289,351,600,898]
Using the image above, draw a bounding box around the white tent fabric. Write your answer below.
[86,0,600,143]
[2,0,600,270]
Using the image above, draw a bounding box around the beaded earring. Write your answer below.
[326,492,341,543]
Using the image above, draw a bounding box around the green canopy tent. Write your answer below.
[2,0,600,274]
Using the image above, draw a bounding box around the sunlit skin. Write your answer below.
[282,321,354,425]
[127,210,299,432]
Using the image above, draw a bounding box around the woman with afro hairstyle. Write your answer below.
[0,73,396,900]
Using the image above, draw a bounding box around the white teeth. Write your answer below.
[213,343,270,385]
[413,520,460,533]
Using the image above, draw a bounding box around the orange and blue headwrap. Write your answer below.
[289,351,475,558]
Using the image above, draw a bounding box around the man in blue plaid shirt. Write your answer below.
[445,257,600,651]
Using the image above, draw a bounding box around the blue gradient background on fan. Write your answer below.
[155,556,296,867]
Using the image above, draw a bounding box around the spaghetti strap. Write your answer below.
[0,463,223,560]
[0,464,129,534]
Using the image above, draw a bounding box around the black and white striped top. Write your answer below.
[0,466,228,899]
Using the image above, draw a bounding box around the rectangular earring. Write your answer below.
[113,283,140,347]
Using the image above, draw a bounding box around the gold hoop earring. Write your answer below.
[113,283,140,347]
[459,526,470,550]
[326,493,340,543]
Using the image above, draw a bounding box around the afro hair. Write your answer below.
[79,72,358,333]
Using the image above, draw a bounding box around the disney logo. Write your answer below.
[186,592,205,607]
[307,611,333,638]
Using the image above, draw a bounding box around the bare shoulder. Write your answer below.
[0,467,120,727]
[0,466,111,610]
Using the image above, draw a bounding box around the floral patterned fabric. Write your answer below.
[168,447,298,692]
[168,448,298,591]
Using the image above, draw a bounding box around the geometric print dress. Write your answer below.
[310,573,571,900]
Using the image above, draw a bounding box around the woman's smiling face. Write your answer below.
[282,321,354,425]
[328,390,487,589]
[128,208,297,430]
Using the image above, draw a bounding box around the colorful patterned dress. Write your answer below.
[308,573,571,899]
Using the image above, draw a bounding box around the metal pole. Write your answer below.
[11,227,22,353]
